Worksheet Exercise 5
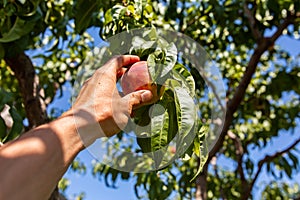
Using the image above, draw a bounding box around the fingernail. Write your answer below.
[141,90,153,102]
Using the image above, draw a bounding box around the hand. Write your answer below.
[69,55,153,146]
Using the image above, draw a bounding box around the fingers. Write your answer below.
[123,90,153,113]
[110,55,140,70]
[113,55,140,80]
[94,55,139,82]
[117,68,127,80]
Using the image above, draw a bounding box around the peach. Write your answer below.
[121,61,151,95]
[170,146,176,154]
[121,61,164,105]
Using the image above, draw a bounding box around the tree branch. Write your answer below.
[211,157,226,200]
[227,131,246,183]
[5,52,48,129]
[195,159,208,200]
[244,137,300,199]
[209,38,269,160]
[195,7,300,200]
[243,2,262,42]
[208,12,297,161]
[270,12,297,44]
[227,131,253,200]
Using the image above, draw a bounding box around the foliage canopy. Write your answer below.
[0,0,300,199]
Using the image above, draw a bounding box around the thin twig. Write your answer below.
[270,12,296,43]
[243,2,262,42]
[211,157,226,200]
[245,137,300,199]
[227,131,246,182]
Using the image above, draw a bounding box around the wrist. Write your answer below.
[63,108,106,148]
[51,111,86,151]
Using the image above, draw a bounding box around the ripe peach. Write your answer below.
[121,61,164,104]
[170,146,176,154]
[121,61,151,94]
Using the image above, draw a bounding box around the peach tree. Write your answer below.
[1,0,300,199]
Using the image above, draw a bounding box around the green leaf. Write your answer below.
[150,103,169,151]
[111,5,126,20]
[137,131,152,153]
[172,86,196,155]
[104,8,113,26]
[0,43,5,59]
[288,152,299,169]
[161,42,177,78]
[17,0,26,4]
[2,0,8,6]
[281,157,292,178]
[74,0,100,33]
[142,26,158,41]
[8,107,23,140]
[134,0,147,15]
[133,105,152,127]
[14,0,39,18]
[147,41,177,84]
[135,106,152,153]
[150,103,169,167]
[130,36,156,58]
[0,88,13,111]
[172,63,196,96]
[165,90,178,143]
[0,17,36,43]
[0,116,7,141]
[136,103,169,153]
[267,0,280,13]
[191,125,209,181]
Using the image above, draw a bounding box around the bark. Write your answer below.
[243,137,300,200]
[195,159,208,200]
[5,52,63,200]
[49,187,67,200]
[228,131,249,198]
[195,10,299,200]
[5,52,48,129]
[208,11,298,162]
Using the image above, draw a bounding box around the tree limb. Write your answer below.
[227,131,246,183]
[211,157,226,200]
[208,11,298,161]
[208,37,269,160]
[244,137,300,199]
[195,159,208,200]
[270,11,297,44]
[243,2,262,42]
[227,131,252,200]
[204,14,298,199]
[5,52,48,129]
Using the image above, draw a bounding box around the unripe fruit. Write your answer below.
[121,61,164,104]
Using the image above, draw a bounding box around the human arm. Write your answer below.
[0,55,153,200]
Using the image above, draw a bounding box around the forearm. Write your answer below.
[0,55,151,200]
[0,112,84,200]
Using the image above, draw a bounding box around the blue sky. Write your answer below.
[46,28,300,199]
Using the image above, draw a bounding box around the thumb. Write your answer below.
[124,90,153,111]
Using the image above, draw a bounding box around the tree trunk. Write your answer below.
[4,52,48,129]
[5,52,63,200]
[195,160,208,200]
